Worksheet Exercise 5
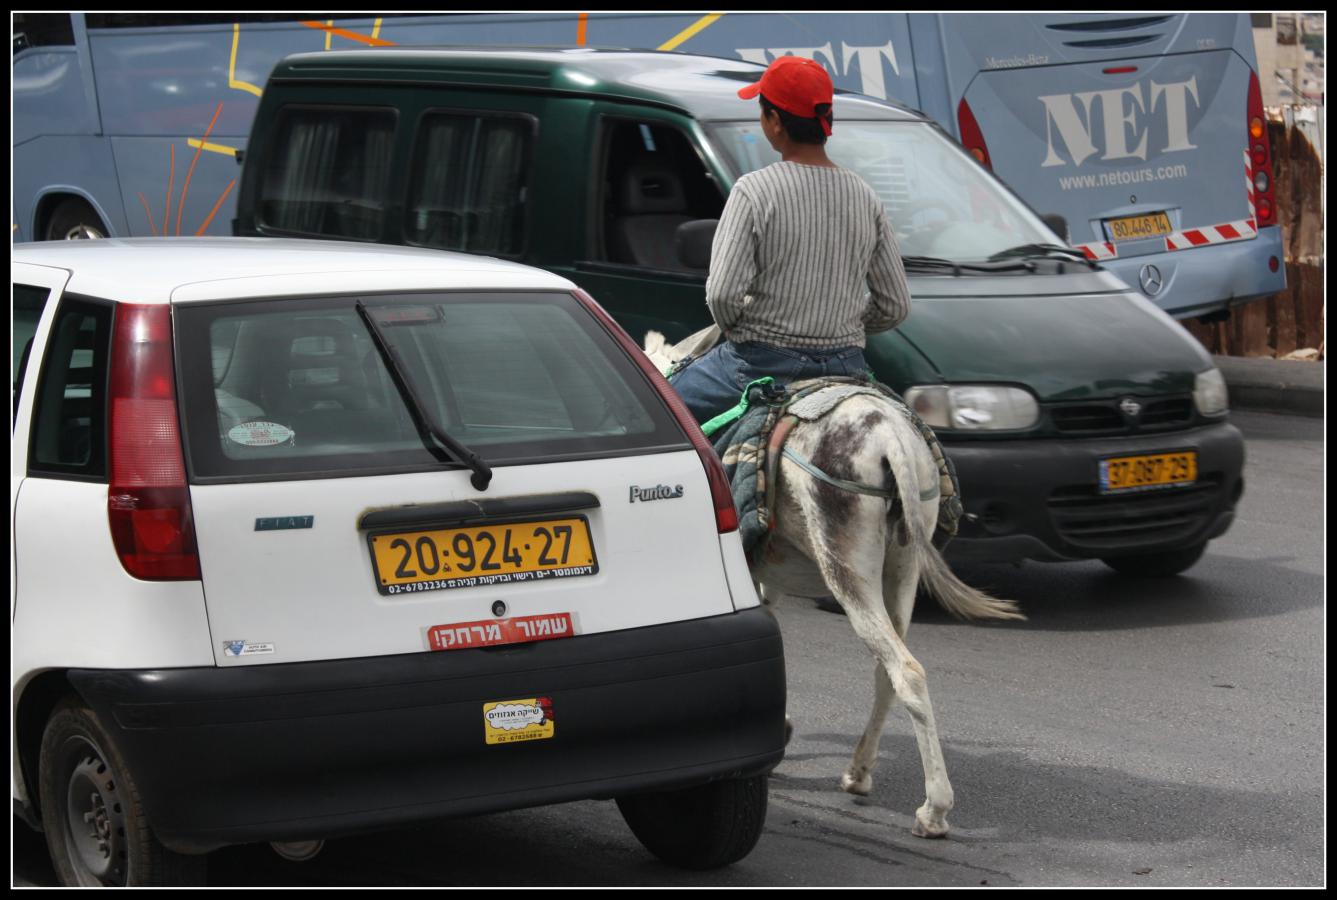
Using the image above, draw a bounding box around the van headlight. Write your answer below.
[903,385,1040,431]
[1193,368,1229,417]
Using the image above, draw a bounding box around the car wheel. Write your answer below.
[616,774,769,870]
[1101,542,1208,577]
[38,699,205,886]
[44,198,107,241]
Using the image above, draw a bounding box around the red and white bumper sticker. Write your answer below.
[427,612,576,651]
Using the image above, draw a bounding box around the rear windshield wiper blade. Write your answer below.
[901,255,1036,275]
[986,243,1095,264]
[356,301,493,492]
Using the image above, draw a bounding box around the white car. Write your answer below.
[11,238,785,885]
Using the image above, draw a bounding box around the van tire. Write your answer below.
[616,774,768,869]
[38,699,205,886]
[1101,542,1208,577]
[44,198,107,241]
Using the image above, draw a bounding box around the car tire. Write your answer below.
[38,699,205,886]
[44,198,107,241]
[616,774,768,870]
[1101,542,1208,577]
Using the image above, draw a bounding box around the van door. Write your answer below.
[550,108,728,346]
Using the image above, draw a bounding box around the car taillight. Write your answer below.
[570,289,739,534]
[957,98,992,170]
[1247,71,1277,228]
[107,303,201,580]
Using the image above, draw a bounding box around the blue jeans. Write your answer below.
[668,340,869,425]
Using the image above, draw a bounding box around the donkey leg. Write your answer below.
[840,663,897,796]
[822,574,955,838]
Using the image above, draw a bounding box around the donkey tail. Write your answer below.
[882,406,1025,622]
[916,541,1025,621]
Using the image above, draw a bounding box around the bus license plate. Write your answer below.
[369,517,597,595]
[1106,212,1173,242]
[1099,452,1197,494]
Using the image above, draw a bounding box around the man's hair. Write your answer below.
[759,95,831,145]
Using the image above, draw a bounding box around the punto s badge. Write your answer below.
[630,484,684,503]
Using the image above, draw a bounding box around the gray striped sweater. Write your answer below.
[705,161,911,350]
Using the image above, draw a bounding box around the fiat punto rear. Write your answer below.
[11,238,785,885]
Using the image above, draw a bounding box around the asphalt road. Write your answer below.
[12,410,1324,887]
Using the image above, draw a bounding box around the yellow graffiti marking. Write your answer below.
[373,18,382,40]
[658,13,724,52]
[229,23,264,97]
[326,20,332,51]
[187,139,240,158]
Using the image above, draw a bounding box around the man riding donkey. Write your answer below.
[667,54,962,545]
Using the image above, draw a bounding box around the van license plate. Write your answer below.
[1106,212,1173,242]
[1099,451,1197,494]
[368,517,597,595]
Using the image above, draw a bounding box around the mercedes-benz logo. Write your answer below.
[1139,264,1164,296]
[1120,398,1143,418]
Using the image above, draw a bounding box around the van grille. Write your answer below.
[1048,396,1195,435]
[1048,476,1223,551]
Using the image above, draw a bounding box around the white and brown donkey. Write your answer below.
[645,327,1023,839]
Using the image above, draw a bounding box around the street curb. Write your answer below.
[1214,355,1325,418]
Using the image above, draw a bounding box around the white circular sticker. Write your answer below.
[228,421,294,448]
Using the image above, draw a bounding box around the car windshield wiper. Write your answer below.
[901,255,1036,275]
[356,301,493,492]
[986,243,1095,265]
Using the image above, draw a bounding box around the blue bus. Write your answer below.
[12,12,1284,319]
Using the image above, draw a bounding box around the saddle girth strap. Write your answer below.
[780,447,941,502]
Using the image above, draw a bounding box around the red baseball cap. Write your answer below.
[738,55,835,135]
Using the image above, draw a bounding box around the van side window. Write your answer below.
[259,106,397,241]
[13,284,49,419]
[405,112,534,257]
[598,119,724,273]
[28,297,112,479]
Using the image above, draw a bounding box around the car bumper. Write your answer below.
[68,607,786,854]
[942,420,1245,563]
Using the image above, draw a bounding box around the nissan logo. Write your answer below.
[1139,264,1164,297]
[1120,398,1143,418]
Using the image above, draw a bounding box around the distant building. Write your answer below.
[1252,12,1324,105]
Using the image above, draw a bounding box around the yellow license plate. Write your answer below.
[1106,212,1173,242]
[368,517,597,595]
[1099,452,1197,494]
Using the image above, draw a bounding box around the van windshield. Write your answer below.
[707,120,1057,263]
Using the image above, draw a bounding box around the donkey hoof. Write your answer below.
[912,810,950,839]
[784,716,794,746]
[839,771,872,796]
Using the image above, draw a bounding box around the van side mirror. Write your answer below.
[676,219,717,270]
[1041,213,1069,243]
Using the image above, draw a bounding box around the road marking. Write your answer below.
[187,139,239,157]
[301,20,396,47]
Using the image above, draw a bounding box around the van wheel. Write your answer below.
[1101,542,1208,577]
[38,700,205,886]
[616,774,768,870]
[44,198,107,240]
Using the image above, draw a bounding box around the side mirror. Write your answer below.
[676,219,717,270]
[1041,213,1069,243]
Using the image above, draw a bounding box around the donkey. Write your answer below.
[645,328,1023,839]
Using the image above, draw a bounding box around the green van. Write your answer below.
[234,47,1244,576]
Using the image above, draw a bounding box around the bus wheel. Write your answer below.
[45,198,107,240]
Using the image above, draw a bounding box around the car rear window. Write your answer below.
[174,291,686,482]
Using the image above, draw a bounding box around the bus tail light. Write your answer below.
[107,303,202,580]
[957,98,993,170]
[1247,71,1278,228]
